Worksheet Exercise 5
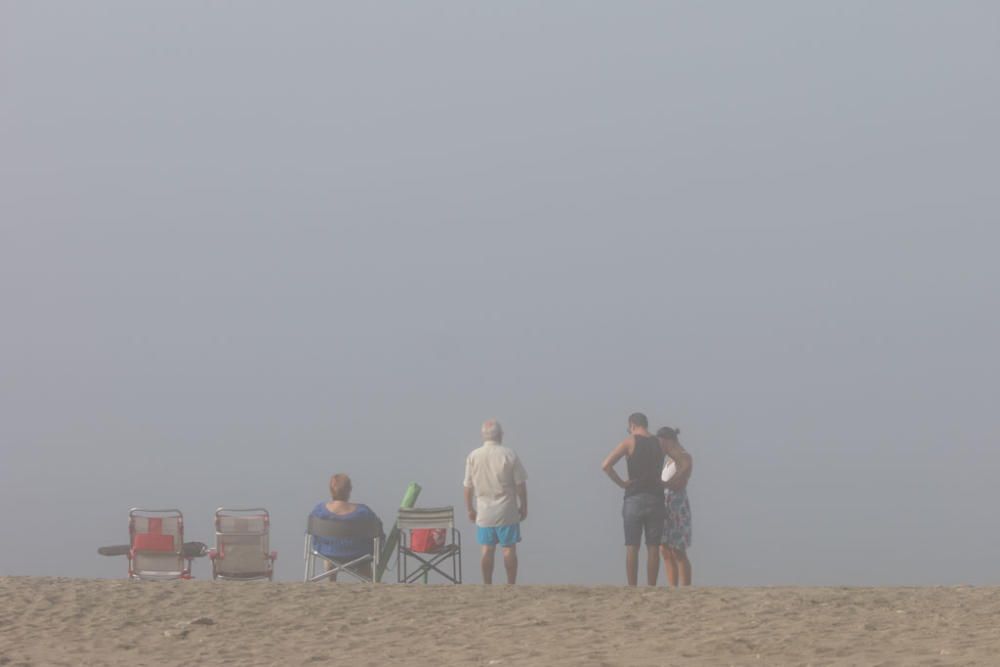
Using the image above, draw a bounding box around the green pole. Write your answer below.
[374,482,421,582]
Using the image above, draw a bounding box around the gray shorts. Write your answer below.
[622,493,665,546]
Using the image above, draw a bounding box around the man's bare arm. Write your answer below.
[602,439,633,489]
[517,483,528,521]
[464,486,476,522]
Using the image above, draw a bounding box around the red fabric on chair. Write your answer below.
[410,528,446,553]
[133,533,175,552]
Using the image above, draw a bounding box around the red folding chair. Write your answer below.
[128,508,193,580]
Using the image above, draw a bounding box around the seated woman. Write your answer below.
[310,473,384,580]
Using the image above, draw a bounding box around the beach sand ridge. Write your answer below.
[1,577,997,666]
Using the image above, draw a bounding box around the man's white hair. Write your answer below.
[481,419,503,442]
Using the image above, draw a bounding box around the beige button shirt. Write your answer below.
[463,440,528,527]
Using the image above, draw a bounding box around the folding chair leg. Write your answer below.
[307,553,374,583]
[455,529,462,584]
[399,548,462,584]
[396,528,462,584]
[304,536,312,582]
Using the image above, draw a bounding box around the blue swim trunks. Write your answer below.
[476,523,521,546]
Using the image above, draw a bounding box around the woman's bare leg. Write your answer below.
[660,545,678,586]
[674,548,692,586]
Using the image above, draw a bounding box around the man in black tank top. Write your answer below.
[602,412,667,586]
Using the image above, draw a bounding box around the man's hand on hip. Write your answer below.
[467,509,477,523]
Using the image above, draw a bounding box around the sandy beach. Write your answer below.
[1,578,997,666]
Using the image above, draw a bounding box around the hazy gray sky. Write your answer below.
[2,2,998,585]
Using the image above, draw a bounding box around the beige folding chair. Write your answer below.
[304,514,382,583]
[128,508,192,580]
[209,508,277,581]
[396,507,462,584]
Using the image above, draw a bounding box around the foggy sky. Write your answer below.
[2,1,998,584]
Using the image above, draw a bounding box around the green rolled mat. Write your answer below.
[374,482,421,582]
[399,482,421,509]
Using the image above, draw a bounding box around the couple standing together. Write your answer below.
[602,412,693,587]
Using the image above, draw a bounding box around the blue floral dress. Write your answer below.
[662,489,692,550]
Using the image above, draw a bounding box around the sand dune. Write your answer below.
[1,577,997,666]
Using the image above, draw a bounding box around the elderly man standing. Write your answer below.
[463,419,528,584]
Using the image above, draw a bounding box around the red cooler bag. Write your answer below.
[410,528,446,553]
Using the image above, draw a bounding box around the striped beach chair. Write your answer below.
[209,508,278,581]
